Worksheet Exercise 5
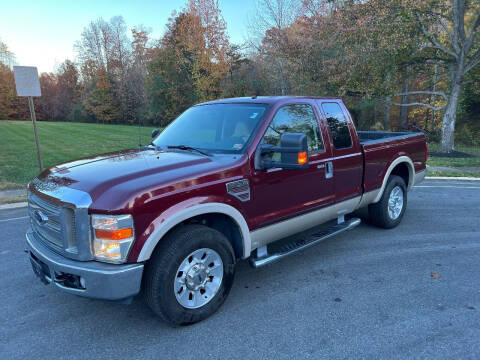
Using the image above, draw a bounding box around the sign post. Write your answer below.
[13,66,43,172]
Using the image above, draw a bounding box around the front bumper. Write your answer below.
[26,230,144,301]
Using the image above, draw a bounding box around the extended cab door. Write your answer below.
[248,102,334,229]
[316,100,363,203]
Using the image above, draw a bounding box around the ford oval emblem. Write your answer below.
[34,210,49,225]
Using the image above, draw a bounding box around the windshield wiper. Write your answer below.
[167,145,210,157]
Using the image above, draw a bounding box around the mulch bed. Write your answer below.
[429,151,477,158]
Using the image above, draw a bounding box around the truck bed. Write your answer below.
[357,131,423,145]
[358,131,426,194]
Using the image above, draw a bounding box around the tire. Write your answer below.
[144,224,236,326]
[368,175,407,229]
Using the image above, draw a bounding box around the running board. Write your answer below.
[250,218,361,268]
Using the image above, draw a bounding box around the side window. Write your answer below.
[263,104,323,155]
[321,103,352,149]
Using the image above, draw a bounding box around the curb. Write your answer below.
[0,202,28,210]
[425,176,480,181]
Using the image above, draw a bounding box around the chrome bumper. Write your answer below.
[26,230,144,301]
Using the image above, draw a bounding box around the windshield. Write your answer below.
[153,103,269,154]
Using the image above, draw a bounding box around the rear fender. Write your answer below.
[373,156,414,203]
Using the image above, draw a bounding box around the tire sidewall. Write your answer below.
[382,176,407,228]
[149,226,235,325]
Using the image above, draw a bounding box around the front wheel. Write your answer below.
[368,175,407,229]
[144,224,235,326]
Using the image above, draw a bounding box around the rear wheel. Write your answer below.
[368,175,407,229]
[144,224,235,326]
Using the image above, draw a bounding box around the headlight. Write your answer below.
[91,214,135,263]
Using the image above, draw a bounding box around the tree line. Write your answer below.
[0,0,479,153]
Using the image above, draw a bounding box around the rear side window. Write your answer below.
[263,104,323,152]
[321,103,352,149]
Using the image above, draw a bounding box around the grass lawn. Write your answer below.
[427,170,480,178]
[0,120,156,187]
[1,121,479,188]
[427,143,480,168]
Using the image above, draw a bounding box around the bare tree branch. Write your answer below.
[457,0,467,43]
[392,102,447,111]
[464,11,480,53]
[394,90,448,101]
[465,48,480,74]
[453,0,460,46]
[420,44,458,58]
[425,11,458,52]
[415,11,458,58]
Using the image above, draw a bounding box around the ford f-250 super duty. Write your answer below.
[25,96,427,325]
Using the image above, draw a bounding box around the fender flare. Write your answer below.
[137,202,252,262]
[373,155,415,203]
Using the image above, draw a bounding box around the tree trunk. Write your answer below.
[400,66,409,129]
[429,62,439,132]
[440,82,462,153]
[384,95,391,130]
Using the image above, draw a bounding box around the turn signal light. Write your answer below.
[298,151,307,165]
[95,228,133,240]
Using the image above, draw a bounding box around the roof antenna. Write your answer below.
[251,93,258,99]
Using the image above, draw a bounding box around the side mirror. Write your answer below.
[255,133,308,170]
[152,128,160,139]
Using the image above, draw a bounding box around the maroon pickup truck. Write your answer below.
[26,96,427,325]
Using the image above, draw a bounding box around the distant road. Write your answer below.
[1,179,480,359]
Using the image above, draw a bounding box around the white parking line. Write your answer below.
[0,216,29,223]
[415,185,480,189]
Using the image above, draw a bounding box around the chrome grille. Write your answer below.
[27,184,93,261]
[28,193,64,250]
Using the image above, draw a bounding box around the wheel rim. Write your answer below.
[388,185,404,220]
[173,248,224,309]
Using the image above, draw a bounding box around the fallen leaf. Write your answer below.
[431,272,441,279]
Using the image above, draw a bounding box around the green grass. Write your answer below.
[427,143,480,168]
[428,170,480,178]
[1,121,479,187]
[0,120,156,186]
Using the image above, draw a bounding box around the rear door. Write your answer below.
[248,102,334,229]
[317,101,363,203]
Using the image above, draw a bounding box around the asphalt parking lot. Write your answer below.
[1,179,479,359]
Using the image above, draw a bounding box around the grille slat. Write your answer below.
[28,193,70,250]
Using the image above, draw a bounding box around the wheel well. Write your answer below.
[390,162,410,187]
[159,213,244,260]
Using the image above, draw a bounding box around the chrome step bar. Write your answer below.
[250,218,361,268]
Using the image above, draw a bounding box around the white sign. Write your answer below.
[13,66,41,97]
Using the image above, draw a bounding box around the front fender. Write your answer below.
[132,200,252,262]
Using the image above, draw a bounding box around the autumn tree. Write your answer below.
[75,16,137,124]
[147,12,200,125]
[400,0,480,152]
[0,42,27,120]
[221,44,267,97]
[35,60,80,121]
[128,27,152,122]
[0,39,16,68]
[185,0,230,101]
[147,0,231,124]
[248,0,301,95]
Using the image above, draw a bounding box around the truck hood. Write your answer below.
[34,148,243,211]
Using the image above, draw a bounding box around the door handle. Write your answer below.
[325,161,333,179]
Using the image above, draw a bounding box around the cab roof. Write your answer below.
[197,96,342,106]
